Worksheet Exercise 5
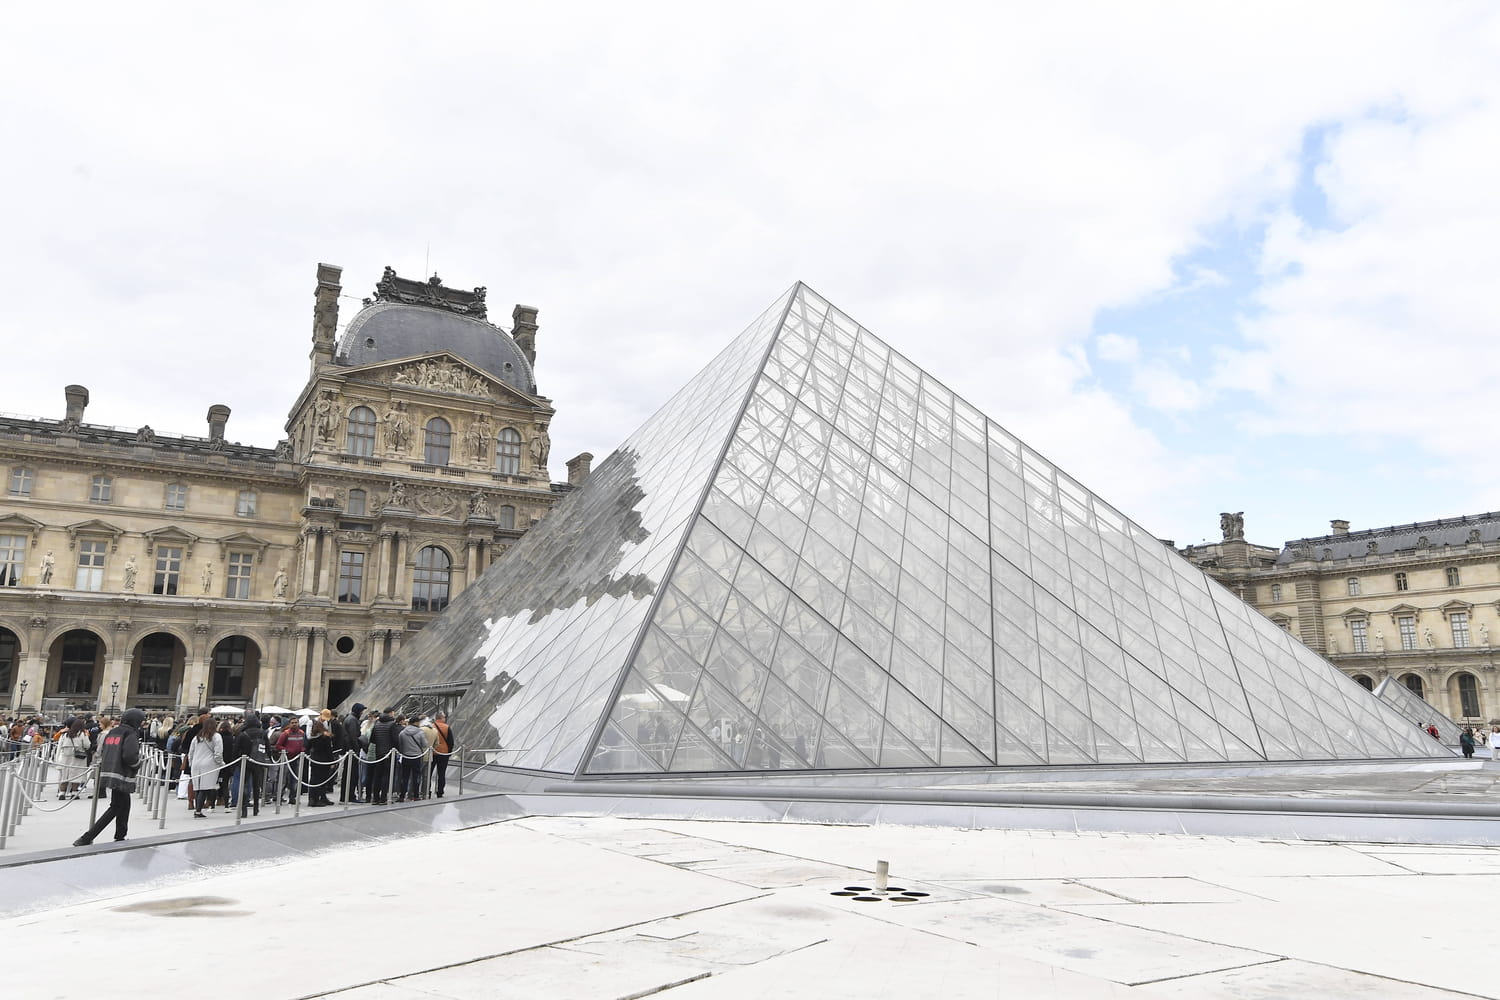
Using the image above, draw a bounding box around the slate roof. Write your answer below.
[1277,511,1500,564]
[336,301,537,395]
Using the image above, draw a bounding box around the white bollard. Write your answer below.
[875,860,889,891]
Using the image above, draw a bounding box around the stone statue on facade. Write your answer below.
[135,425,155,444]
[1218,512,1245,541]
[314,390,341,443]
[1470,528,1483,544]
[201,561,214,595]
[465,415,492,463]
[468,490,491,519]
[1423,627,1436,649]
[273,565,289,599]
[531,425,551,470]
[1367,540,1379,554]
[1327,636,1338,654]
[122,556,137,592]
[387,480,409,508]
[382,401,410,453]
[1373,630,1385,652]
[39,549,54,585]
[274,439,293,460]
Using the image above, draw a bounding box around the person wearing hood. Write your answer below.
[367,710,400,805]
[340,703,365,803]
[235,712,271,817]
[395,713,428,802]
[73,708,145,846]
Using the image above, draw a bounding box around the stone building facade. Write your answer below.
[1,264,589,717]
[1181,512,1500,727]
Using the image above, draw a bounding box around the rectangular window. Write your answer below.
[74,540,107,591]
[347,489,366,517]
[1398,615,1418,651]
[1451,611,1471,648]
[8,467,33,497]
[337,550,365,604]
[164,483,187,511]
[1395,572,1409,592]
[1446,567,1461,587]
[236,491,257,517]
[1347,577,1360,597]
[137,636,174,695]
[153,546,183,596]
[225,552,253,599]
[1350,619,1369,654]
[90,475,112,503]
[0,534,25,587]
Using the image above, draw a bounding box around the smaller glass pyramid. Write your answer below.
[351,283,1451,775]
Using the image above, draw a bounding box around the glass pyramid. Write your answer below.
[1372,677,1461,744]
[350,283,1450,775]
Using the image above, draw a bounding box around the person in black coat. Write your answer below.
[306,721,336,806]
[74,708,144,845]
[367,710,401,805]
[236,713,271,817]
[340,703,365,802]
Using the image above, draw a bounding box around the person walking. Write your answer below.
[1488,726,1500,761]
[1460,727,1476,759]
[73,709,145,846]
[188,713,224,818]
[429,711,455,798]
[53,718,90,799]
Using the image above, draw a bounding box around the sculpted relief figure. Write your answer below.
[122,556,137,592]
[466,415,492,462]
[383,401,411,453]
[531,424,551,471]
[273,565,289,599]
[387,480,409,508]
[469,490,491,518]
[314,391,340,443]
[135,425,155,444]
[1218,511,1245,541]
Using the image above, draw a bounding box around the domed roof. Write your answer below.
[336,300,536,396]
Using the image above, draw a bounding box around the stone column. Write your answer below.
[300,529,318,596]
[15,615,49,711]
[288,628,310,707]
[306,627,328,707]
[374,531,393,600]
[393,533,410,607]
[368,629,387,675]
[182,624,213,712]
[316,536,334,597]
[464,540,479,594]
[105,622,133,711]
[266,626,288,708]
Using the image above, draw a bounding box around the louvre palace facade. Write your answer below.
[1181,512,1500,728]
[1,264,588,717]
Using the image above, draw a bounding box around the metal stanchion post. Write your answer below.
[159,755,172,830]
[272,755,283,816]
[457,748,464,798]
[0,768,12,849]
[234,756,247,827]
[87,763,102,830]
[339,753,350,813]
[293,755,304,818]
[387,751,396,805]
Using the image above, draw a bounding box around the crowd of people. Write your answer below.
[2,704,458,847]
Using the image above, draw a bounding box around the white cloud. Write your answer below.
[1094,333,1140,364]
[1131,363,1208,414]
[0,2,1495,543]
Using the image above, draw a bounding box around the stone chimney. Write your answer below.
[566,452,593,487]
[62,385,89,432]
[207,404,231,443]
[1330,519,1350,535]
[512,304,538,367]
[310,262,342,373]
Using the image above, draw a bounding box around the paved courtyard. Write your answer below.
[5,810,1497,999]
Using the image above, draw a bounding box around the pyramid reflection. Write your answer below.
[351,284,1449,775]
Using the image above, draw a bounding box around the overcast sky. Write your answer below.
[3,3,1496,549]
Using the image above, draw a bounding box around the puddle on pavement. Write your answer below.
[112,896,250,918]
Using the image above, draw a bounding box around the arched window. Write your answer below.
[347,488,367,517]
[1446,566,1461,587]
[1457,672,1481,718]
[58,630,100,695]
[495,427,523,475]
[1402,673,1424,697]
[424,418,452,466]
[1353,674,1374,691]
[0,626,19,692]
[346,406,377,456]
[1346,577,1360,597]
[211,636,249,697]
[498,505,516,530]
[412,546,451,612]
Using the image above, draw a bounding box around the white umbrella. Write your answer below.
[260,705,294,716]
[619,685,691,707]
[292,707,320,718]
[208,705,246,716]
